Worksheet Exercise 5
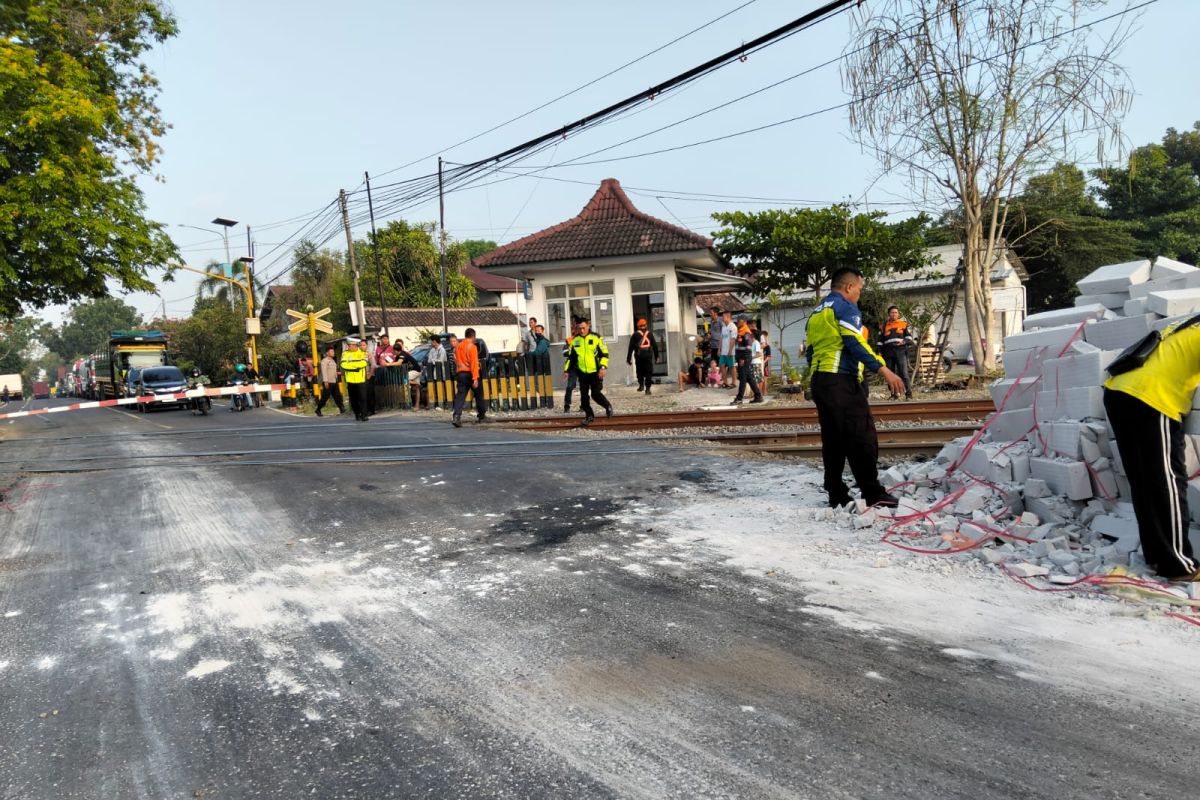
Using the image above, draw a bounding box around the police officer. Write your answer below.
[564,319,612,425]
[626,318,659,394]
[805,267,905,508]
[340,337,370,421]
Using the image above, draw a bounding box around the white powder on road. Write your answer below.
[186,659,231,678]
[35,656,56,670]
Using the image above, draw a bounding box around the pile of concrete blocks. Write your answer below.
[872,256,1200,585]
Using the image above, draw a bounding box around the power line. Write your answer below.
[371,0,764,181]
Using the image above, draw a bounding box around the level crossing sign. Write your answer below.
[287,307,334,397]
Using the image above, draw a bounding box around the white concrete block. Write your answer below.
[1076,259,1151,294]
[1049,421,1082,459]
[1024,478,1051,498]
[1122,296,1150,316]
[1091,469,1119,500]
[1082,314,1155,352]
[1003,324,1083,355]
[1023,304,1113,331]
[987,407,1035,442]
[1152,313,1200,333]
[1128,268,1200,299]
[1035,387,1104,422]
[1183,413,1200,436]
[1150,256,1198,281]
[990,377,1040,410]
[1003,346,1052,378]
[1147,288,1200,318]
[1030,457,1093,500]
[1080,435,1102,464]
[1074,293,1129,311]
[1041,350,1118,391]
[1007,562,1050,578]
[1010,452,1030,484]
[954,485,993,515]
[1047,550,1079,568]
[1090,514,1137,539]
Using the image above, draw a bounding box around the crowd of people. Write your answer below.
[676,306,771,403]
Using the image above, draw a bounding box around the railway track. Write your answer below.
[494,398,993,431]
[695,424,978,458]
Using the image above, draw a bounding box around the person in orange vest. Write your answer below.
[625,318,659,395]
[451,327,486,427]
[877,306,914,400]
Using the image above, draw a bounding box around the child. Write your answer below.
[706,359,721,387]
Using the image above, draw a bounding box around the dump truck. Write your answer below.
[91,330,170,400]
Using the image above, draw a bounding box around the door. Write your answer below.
[630,291,668,377]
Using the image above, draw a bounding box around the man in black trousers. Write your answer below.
[804,267,906,508]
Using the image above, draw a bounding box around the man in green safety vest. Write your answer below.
[340,338,370,422]
[564,319,613,426]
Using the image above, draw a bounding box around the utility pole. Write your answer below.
[340,189,366,340]
[365,171,387,340]
[437,157,448,333]
[245,225,259,374]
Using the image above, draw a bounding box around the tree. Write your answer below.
[843,0,1133,373]
[164,298,245,382]
[1091,122,1200,264]
[44,297,142,360]
[195,260,261,311]
[331,220,476,332]
[0,316,44,374]
[0,0,180,317]
[1008,164,1139,311]
[290,240,343,308]
[461,239,499,260]
[711,205,933,295]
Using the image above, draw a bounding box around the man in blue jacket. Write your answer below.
[806,267,906,508]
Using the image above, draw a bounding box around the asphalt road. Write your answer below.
[0,397,1194,799]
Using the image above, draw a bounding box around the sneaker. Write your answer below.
[452,415,462,428]
[866,493,900,509]
[748,397,764,404]
[645,386,651,395]
[315,409,322,417]
[583,415,595,426]
[1167,568,1200,582]
[605,405,614,417]
[889,394,899,401]
[730,398,743,405]
[562,405,571,413]
[477,415,486,423]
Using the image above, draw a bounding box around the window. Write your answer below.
[630,276,664,293]
[544,280,616,341]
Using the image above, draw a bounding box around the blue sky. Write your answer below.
[94,0,1199,322]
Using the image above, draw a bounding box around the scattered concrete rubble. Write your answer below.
[860,256,1200,596]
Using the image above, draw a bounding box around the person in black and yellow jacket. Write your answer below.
[805,267,906,509]
[1103,318,1200,582]
[564,319,613,425]
[340,338,370,421]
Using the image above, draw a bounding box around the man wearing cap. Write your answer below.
[452,328,486,427]
[340,338,370,421]
[626,318,659,395]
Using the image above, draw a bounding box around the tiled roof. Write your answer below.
[694,292,747,314]
[363,307,518,328]
[472,178,713,268]
[461,262,520,292]
[259,285,298,320]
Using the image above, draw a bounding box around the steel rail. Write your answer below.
[495,398,994,431]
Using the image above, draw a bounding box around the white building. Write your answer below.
[757,243,1027,366]
[473,178,750,386]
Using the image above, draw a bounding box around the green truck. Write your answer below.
[91,330,170,400]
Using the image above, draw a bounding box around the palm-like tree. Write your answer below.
[197,260,265,312]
